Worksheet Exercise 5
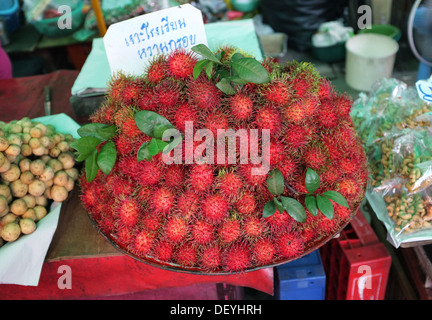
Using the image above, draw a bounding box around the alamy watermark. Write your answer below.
[357,5,372,30]
[57,5,73,30]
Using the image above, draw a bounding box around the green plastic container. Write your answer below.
[358,24,401,41]
[312,42,346,63]
[32,2,84,38]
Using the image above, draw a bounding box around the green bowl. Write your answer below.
[33,2,84,38]
[358,24,401,41]
[312,42,346,63]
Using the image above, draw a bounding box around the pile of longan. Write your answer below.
[0,117,78,245]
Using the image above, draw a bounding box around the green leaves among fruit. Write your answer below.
[262,167,349,223]
[191,44,270,95]
[70,123,118,183]
[135,110,183,162]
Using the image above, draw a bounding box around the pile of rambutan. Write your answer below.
[79,46,368,273]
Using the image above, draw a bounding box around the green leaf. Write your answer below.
[231,58,270,84]
[305,168,320,194]
[263,200,277,218]
[153,123,173,140]
[273,197,285,214]
[77,123,117,141]
[205,61,214,80]
[97,141,117,175]
[305,195,318,216]
[137,141,152,161]
[191,44,222,64]
[69,136,102,161]
[266,168,285,196]
[135,110,173,138]
[231,52,245,61]
[316,194,335,220]
[85,149,99,183]
[322,190,350,208]
[193,59,209,80]
[216,78,235,95]
[147,138,168,156]
[280,196,307,223]
[162,132,183,155]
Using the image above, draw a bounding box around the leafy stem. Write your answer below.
[191,44,270,95]
[263,168,349,223]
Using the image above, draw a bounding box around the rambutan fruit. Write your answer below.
[235,191,257,216]
[132,229,155,256]
[151,187,176,214]
[114,227,134,249]
[318,78,333,99]
[269,140,287,166]
[204,111,229,136]
[176,190,200,218]
[276,232,304,259]
[261,80,290,106]
[146,55,168,84]
[116,196,141,228]
[152,240,174,262]
[243,216,267,239]
[201,194,229,223]
[238,163,267,189]
[222,242,251,272]
[334,204,351,221]
[142,212,163,232]
[122,78,144,105]
[254,104,282,136]
[316,98,339,129]
[137,87,158,111]
[278,155,298,182]
[106,174,134,198]
[188,164,214,193]
[107,73,127,102]
[332,91,352,120]
[162,164,185,189]
[154,79,182,111]
[337,177,361,199]
[188,76,221,112]
[164,216,188,243]
[302,144,328,170]
[228,92,254,121]
[284,124,315,152]
[192,220,215,245]
[265,210,294,234]
[218,172,243,200]
[173,103,199,133]
[120,155,162,186]
[253,238,276,265]
[175,244,197,267]
[284,100,308,123]
[166,49,197,79]
[200,245,222,271]
[218,218,242,243]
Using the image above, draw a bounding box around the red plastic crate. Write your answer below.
[320,209,391,300]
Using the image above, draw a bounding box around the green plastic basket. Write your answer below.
[358,24,401,41]
[32,2,84,38]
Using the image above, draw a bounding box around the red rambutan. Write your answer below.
[337,177,361,199]
[218,219,242,243]
[146,55,168,84]
[276,232,304,259]
[116,196,141,228]
[243,216,267,239]
[188,76,221,111]
[152,240,174,262]
[176,190,200,218]
[261,81,290,106]
[254,104,282,136]
[204,111,229,136]
[235,191,257,215]
[265,210,294,234]
[132,230,155,256]
[188,164,214,193]
[164,216,188,243]
[222,243,251,272]
[238,163,267,189]
[228,92,254,121]
[284,124,315,151]
[192,220,215,245]
[154,79,182,110]
[142,212,163,232]
[175,244,197,267]
[316,98,339,129]
[200,245,222,270]
[302,144,328,170]
[166,49,197,79]
[173,103,199,133]
[163,164,185,189]
[253,238,276,265]
[278,155,298,181]
[218,172,243,200]
[201,194,230,223]
[284,100,308,123]
[151,187,176,214]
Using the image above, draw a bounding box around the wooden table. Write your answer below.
[0,71,274,299]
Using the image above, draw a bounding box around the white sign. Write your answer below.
[103,4,208,76]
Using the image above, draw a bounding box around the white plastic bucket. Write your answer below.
[345,34,399,91]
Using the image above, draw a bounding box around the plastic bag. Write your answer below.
[22,0,82,23]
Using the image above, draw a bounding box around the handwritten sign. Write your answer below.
[416,75,432,104]
[103,4,208,76]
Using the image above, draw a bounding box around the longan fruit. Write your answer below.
[0,213,17,228]
[28,137,41,149]
[30,159,45,176]
[0,157,10,173]
[32,145,47,156]
[22,194,36,208]
[65,177,75,192]
[20,218,36,235]
[4,144,21,157]
[10,199,28,216]
[57,141,70,152]
[0,184,11,199]
[20,171,35,184]
[1,164,20,182]
[39,166,54,182]
[53,170,68,187]
[58,152,75,169]
[21,144,32,157]
[51,185,68,202]
[65,168,79,181]
[22,208,36,221]
[49,146,61,158]
[8,123,22,134]
[39,136,50,148]
[47,159,63,172]
[10,180,28,198]
[29,126,43,138]
[0,195,8,213]
[0,152,5,168]
[0,136,9,151]
[19,158,31,172]
[35,195,47,207]
[0,222,21,242]
[34,123,47,136]
[28,180,46,197]
[34,205,47,221]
